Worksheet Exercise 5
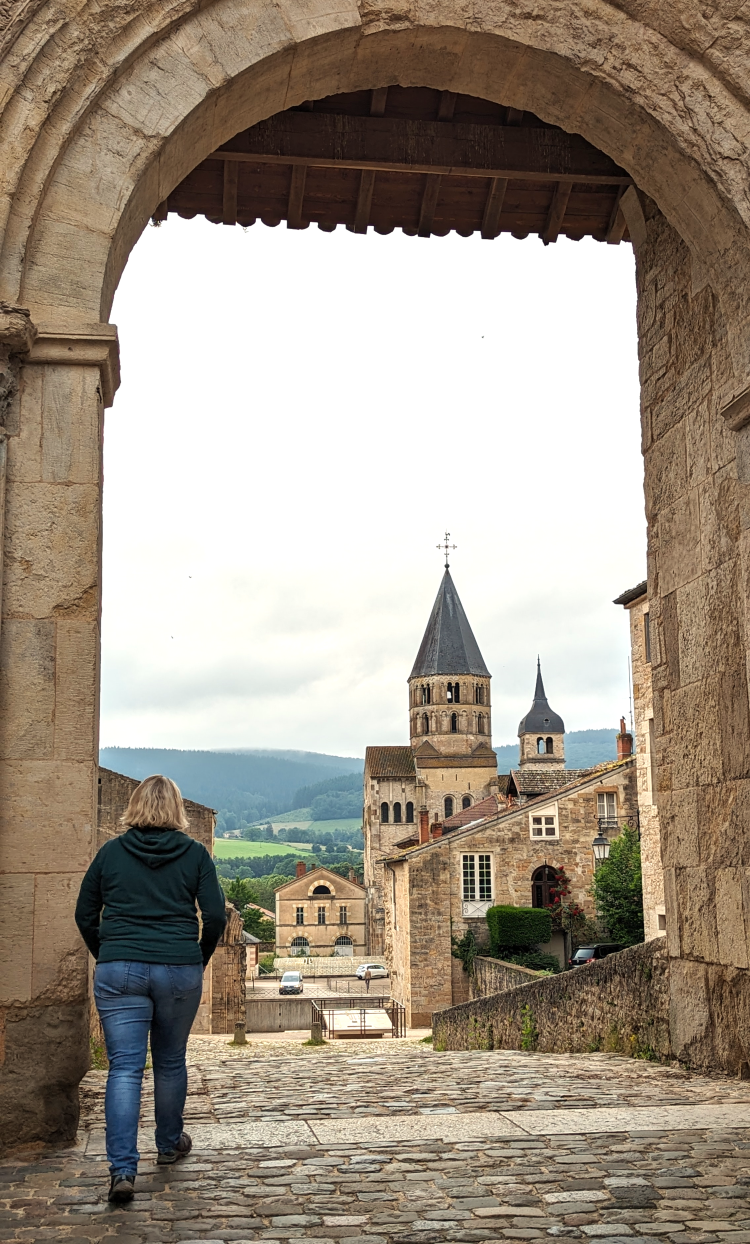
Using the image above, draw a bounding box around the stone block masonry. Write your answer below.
[434,940,673,1060]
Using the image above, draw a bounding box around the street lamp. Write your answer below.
[592,831,610,869]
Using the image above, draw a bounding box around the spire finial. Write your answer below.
[437,531,457,570]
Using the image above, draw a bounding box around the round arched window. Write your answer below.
[444,796,454,819]
[531,865,558,908]
[290,936,310,954]
[312,885,331,894]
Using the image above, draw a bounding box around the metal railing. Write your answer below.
[311,997,406,1039]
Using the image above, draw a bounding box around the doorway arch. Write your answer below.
[3,0,750,1147]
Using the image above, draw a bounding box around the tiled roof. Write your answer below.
[443,794,499,830]
[613,581,648,606]
[365,746,416,778]
[497,774,512,797]
[511,768,594,796]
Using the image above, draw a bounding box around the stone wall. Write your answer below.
[434,940,672,1059]
[469,956,547,999]
[211,903,247,1035]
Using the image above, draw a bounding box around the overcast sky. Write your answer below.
[101,217,645,757]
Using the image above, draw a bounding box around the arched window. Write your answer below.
[537,737,545,754]
[451,712,458,733]
[405,802,414,823]
[478,713,484,734]
[531,864,558,908]
[393,801,402,824]
[475,684,484,705]
[445,796,454,818]
[546,736,554,754]
[312,884,331,894]
[421,684,431,705]
[462,795,472,810]
[290,935,310,955]
[453,682,461,703]
[333,935,354,956]
[446,683,453,703]
[380,802,389,823]
[422,712,429,734]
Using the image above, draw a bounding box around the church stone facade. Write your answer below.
[364,570,501,955]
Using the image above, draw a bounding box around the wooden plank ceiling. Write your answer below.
[156,87,633,244]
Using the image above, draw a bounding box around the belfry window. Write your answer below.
[446,683,453,703]
[445,796,454,819]
[422,712,429,734]
[475,684,484,705]
[405,802,414,823]
[478,713,485,734]
[545,737,554,754]
[453,682,460,703]
[451,712,458,733]
[537,737,545,754]
[393,801,402,824]
[380,802,389,823]
[421,684,431,705]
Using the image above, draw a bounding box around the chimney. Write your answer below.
[348,868,356,882]
[296,860,306,878]
[419,809,429,844]
[617,717,633,759]
[431,823,443,840]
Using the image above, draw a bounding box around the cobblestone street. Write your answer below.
[4,1040,750,1244]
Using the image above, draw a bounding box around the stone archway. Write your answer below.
[2,0,750,1148]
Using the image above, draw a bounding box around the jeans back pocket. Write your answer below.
[94,960,131,998]
[166,963,203,1001]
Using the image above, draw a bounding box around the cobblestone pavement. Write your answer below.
[4,1041,750,1243]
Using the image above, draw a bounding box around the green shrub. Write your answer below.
[258,954,276,974]
[486,905,551,951]
[503,951,561,974]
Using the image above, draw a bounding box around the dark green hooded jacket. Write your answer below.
[75,828,227,966]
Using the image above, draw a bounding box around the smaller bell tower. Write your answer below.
[518,659,565,769]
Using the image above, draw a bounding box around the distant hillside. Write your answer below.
[99,747,363,822]
[494,727,619,773]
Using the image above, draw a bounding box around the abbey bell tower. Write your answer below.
[408,568,493,755]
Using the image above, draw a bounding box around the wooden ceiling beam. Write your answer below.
[481,177,508,240]
[222,161,238,225]
[542,181,572,244]
[606,186,628,244]
[370,87,388,117]
[437,91,457,120]
[287,165,308,229]
[351,168,376,234]
[418,175,442,237]
[216,113,632,185]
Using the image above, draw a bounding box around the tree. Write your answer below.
[591,825,644,946]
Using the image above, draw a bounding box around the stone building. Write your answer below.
[364,568,501,954]
[97,768,246,1036]
[384,756,638,1027]
[275,863,366,957]
[616,581,666,942]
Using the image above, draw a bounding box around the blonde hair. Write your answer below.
[121,774,190,831]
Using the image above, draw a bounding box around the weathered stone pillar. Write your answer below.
[638,203,750,1073]
[0,320,118,1149]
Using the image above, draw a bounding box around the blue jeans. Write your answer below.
[94,960,203,1176]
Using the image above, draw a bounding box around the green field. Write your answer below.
[305,818,362,835]
[269,807,312,823]
[213,839,317,860]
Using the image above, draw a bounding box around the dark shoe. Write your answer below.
[108,1173,136,1203]
[157,1131,192,1165]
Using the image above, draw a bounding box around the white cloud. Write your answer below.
[101,218,644,754]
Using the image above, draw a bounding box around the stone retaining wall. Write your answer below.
[434,940,672,1059]
[469,956,546,999]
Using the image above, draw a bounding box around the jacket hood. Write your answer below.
[119,827,195,869]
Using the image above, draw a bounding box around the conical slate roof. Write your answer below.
[410,570,490,679]
[517,660,565,735]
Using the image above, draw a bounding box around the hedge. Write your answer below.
[486,905,552,949]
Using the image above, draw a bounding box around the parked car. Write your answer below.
[279,970,304,995]
[355,963,388,980]
[569,943,624,967]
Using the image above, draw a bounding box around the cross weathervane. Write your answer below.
[437,532,457,570]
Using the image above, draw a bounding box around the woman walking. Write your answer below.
[75,775,226,1204]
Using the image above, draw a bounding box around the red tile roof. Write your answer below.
[443,794,499,829]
